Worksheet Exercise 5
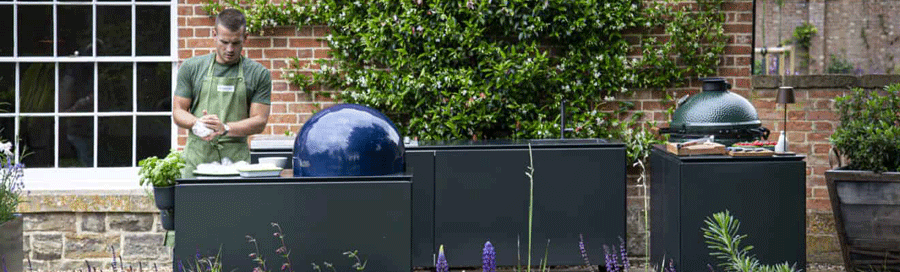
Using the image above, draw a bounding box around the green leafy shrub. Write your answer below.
[203,0,727,163]
[830,84,900,173]
[791,23,817,49]
[137,150,185,187]
[703,211,800,272]
[826,54,854,74]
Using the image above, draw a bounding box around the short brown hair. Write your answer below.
[216,8,246,32]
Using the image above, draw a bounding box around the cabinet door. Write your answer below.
[433,147,626,266]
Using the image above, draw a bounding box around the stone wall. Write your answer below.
[755,0,900,75]
[19,191,171,271]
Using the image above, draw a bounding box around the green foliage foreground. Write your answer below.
[831,83,900,173]
[205,0,728,162]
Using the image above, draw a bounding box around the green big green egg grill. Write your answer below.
[659,78,770,146]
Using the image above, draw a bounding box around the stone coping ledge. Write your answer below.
[753,75,900,89]
[17,189,157,213]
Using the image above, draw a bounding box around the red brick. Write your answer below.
[271,125,292,136]
[806,187,813,198]
[723,24,752,34]
[640,101,665,111]
[808,132,831,142]
[247,49,263,59]
[717,67,749,77]
[187,38,213,48]
[297,49,313,59]
[193,6,208,16]
[752,100,776,110]
[272,82,289,92]
[809,176,826,187]
[196,27,211,37]
[178,17,187,26]
[787,132,806,143]
[264,49,298,58]
[178,28,193,38]
[739,13,753,23]
[273,38,287,47]
[813,144,832,155]
[787,121,812,132]
[187,17,215,27]
[297,27,314,37]
[735,56,751,66]
[814,122,834,131]
[271,92,296,102]
[807,198,832,212]
[722,2,752,12]
[178,6,193,16]
[246,38,271,48]
[787,111,805,121]
[290,38,323,48]
[269,113,298,124]
[179,49,193,59]
[723,45,751,55]
[259,60,273,70]
[808,111,837,121]
[314,49,332,59]
[271,103,287,113]
[312,26,331,37]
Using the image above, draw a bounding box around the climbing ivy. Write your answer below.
[204,0,728,162]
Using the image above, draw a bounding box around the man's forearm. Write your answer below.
[222,115,268,137]
[173,107,198,130]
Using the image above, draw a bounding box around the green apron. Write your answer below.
[181,55,250,178]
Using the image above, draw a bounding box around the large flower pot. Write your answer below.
[825,168,900,271]
[0,215,24,272]
[153,185,175,210]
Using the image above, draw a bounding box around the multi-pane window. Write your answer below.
[0,0,174,169]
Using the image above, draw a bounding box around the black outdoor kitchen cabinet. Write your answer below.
[650,146,806,272]
[406,139,627,267]
[173,176,411,272]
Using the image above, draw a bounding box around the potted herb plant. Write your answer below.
[826,83,900,271]
[139,149,185,230]
[1,137,24,272]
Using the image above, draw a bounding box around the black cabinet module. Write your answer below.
[650,146,806,272]
[174,176,411,272]
[406,139,627,267]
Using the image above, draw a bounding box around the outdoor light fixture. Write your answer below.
[776,86,795,152]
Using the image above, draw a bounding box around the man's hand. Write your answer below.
[197,110,227,141]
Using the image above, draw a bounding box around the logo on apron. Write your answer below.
[217,85,236,92]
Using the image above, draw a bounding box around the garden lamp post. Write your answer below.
[777,86,795,152]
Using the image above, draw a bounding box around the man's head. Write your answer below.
[213,9,247,64]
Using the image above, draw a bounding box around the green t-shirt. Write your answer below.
[175,53,272,108]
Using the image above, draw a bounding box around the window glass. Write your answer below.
[0,117,13,143]
[0,6,12,56]
[59,63,94,113]
[18,6,53,56]
[99,63,132,112]
[137,62,171,112]
[98,6,132,56]
[59,117,94,167]
[19,62,55,113]
[98,116,132,167]
[137,116,170,160]
[0,63,13,113]
[20,117,55,168]
[58,5,94,57]
[136,6,170,56]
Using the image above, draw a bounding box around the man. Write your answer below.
[173,8,271,178]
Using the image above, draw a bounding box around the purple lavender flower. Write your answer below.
[619,237,629,271]
[603,245,618,272]
[578,234,595,272]
[482,241,495,272]
[436,245,449,272]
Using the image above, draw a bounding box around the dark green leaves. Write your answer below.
[831,84,900,173]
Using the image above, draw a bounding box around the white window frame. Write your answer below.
[0,0,178,190]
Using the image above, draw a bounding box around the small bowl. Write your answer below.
[258,156,289,169]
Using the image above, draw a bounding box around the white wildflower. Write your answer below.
[0,141,12,157]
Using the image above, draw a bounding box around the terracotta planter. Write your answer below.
[0,215,24,272]
[154,185,175,210]
[825,168,900,271]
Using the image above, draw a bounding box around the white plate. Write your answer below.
[193,170,239,176]
[239,170,282,178]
